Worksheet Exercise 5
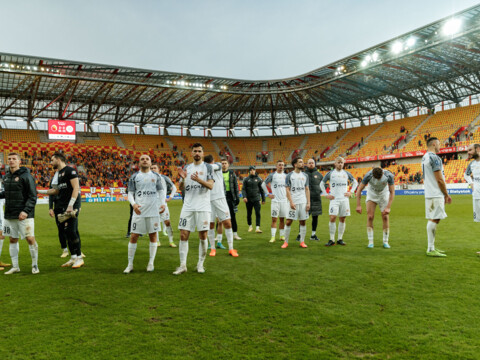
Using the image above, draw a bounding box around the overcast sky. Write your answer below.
[1,0,478,80]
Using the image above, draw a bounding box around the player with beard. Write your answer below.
[173,143,214,275]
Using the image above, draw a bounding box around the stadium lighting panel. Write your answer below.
[392,41,403,54]
[442,18,462,35]
[406,37,416,47]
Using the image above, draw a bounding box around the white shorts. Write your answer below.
[286,203,309,221]
[329,199,351,217]
[3,218,35,239]
[366,192,389,212]
[210,198,231,222]
[0,204,4,231]
[131,215,161,235]
[473,199,480,223]
[160,204,170,222]
[425,198,447,220]
[179,210,210,232]
[271,201,289,218]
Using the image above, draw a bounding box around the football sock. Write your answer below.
[256,226,260,230]
[329,222,336,241]
[271,227,277,237]
[311,231,316,236]
[179,241,188,267]
[279,229,285,238]
[198,239,207,266]
[62,247,68,252]
[149,242,157,265]
[10,242,19,268]
[284,225,291,244]
[233,232,239,237]
[338,222,346,239]
[367,227,374,245]
[216,234,223,244]
[29,243,38,267]
[383,228,390,243]
[166,226,174,243]
[299,225,307,243]
[0,239,3,257]
[127,243,137,267]
[208,229,216,250]
[427,221,437,252]
[225,228,234,251]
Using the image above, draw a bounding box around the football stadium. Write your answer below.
[1,3,480,359]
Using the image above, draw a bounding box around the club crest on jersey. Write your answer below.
[14,177,19,181]
[151,179,155,183]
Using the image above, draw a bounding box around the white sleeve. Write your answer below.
[128,192,136,207]
[158,189,166,207]
[350,178,358,193]
[170,183,177,197]
[464,171,473,185]
[320,181,327,195]
[261,182,269,194]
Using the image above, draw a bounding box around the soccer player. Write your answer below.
[422,137,452,257]
[0,153,38,274]
[221,159,241,240]
[0,168,11,271]
[355,167,395,248]
[39,153,84,268]
[464,144,480,254]
[173,143,214,275]
[242,166,265,233]
[124,154,165,273]
[304,158,323,240]
[320,157,358,246]
[262,160,288,243]
[281,158,310,249]
[204,155,238,257]
[151,164,177,248]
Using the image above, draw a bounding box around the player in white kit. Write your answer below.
[281,158,310,249]
[355,167,395,248]
[464,144,480,255]
[262,160,289,243]
[124,154,166,273]
[204,155,238,257]
[173,143,214,275]
[320,157,358,246]
[151,164,177,248]
[422,137,452,257]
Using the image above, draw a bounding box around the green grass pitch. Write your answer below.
[0,195,479,359]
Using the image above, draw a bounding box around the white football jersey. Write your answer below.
[362,170,395,196]
[263,171,287,203]
[422,152,444,198]
[322,169,357,199]
[465,159,480,199]
[128,171,164,217]
[210,163,226,201]
[285,171,308,204]
[182,162,214,212]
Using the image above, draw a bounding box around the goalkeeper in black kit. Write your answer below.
[38,152,84,269]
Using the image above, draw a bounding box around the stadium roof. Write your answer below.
[1,4,480,135]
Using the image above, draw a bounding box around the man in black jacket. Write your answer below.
[0,153,39,275]
[222,159,241,240]
[242,166,265,233]
[302,159,323,240]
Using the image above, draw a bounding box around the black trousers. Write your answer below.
[127,204,133,234]
[226,193,238,232]
[55,213,67,249]
[55,208,81,257]
[246,200,261,227]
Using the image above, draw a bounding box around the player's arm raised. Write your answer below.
[177,167,186,191]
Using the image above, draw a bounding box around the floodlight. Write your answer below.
[365,55,372,62]
[392,41,403,54]
[406,37,416,47]
[361,60,368,67]
[372,52,379,61]
[442,18,462,36]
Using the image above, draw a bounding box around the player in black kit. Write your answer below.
[38,152,83,269]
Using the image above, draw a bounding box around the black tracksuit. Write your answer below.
[0,167,37,220]
[242,174,265,227]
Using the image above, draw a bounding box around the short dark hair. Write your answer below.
[8,152,20,160]
[427,137,438,146]
[291,157,301,167]
[372,167,383,179]
[204,155,214,163]
[474,143,480,151]
[192,143,203,150]
[277,160,284,164]
[221,158,228,162]
[52,152,66,163]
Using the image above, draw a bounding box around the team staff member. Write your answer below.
[0,153,39,275]
[242,166,265,233]
[221,159,241,240]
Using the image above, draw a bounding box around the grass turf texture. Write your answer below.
[0,195,479,359]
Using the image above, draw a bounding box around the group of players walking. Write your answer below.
[0,139,479,275]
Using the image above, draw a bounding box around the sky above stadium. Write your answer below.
[1,0,478,80]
